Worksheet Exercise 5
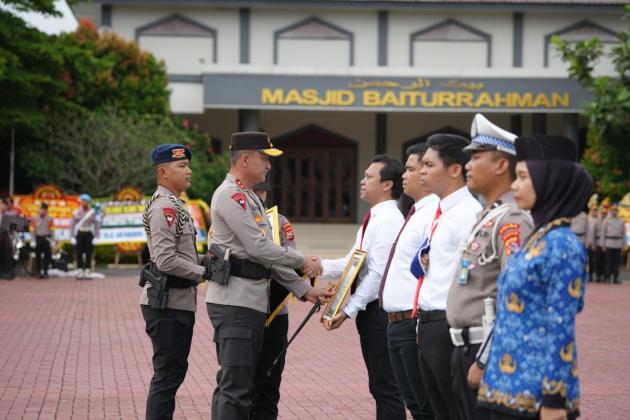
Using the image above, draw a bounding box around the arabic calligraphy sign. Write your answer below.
[203,74,591,112]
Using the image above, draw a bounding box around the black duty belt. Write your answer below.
[605,236,622,239]
[166,275,196,289]
[229,256,272,280]
[418,310,447,323]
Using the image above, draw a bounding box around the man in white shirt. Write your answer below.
[321,155,406,420]
[417,134,482,420]
[377,143,437,420]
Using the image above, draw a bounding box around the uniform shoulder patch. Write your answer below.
[499,223,521,256]
[283,222,295,242]
[162,207,177,227]
[231,192,247,210]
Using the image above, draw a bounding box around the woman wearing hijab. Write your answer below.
[477,135,592,420]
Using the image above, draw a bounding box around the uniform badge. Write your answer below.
[469,241,481,252]
[254,214,263,224]
[457,259,471,285]
[231,193,247,210]
[499,223,521,256]
[283,223,295,242]
[235,179,245,189]
[171,148,186,159]
[484,219,495,228]
[162,208,176,227]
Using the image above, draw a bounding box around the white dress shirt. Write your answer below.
[381,194,440,313]
[321,200,403,319]
[419,186,482,312]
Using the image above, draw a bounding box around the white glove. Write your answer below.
[91,238,96,246]
[70,238,77,246]
[30,241,36,248]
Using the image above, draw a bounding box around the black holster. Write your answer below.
[208,243,231,285]
[139,262,168,310]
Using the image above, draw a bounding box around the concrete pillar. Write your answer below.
[376,113,387,155]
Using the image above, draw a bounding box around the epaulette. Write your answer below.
[143,193,192,237]
[166,194,192,237]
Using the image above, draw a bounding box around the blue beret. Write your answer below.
[150,144,192,166]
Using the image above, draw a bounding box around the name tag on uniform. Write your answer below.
[458,259,471,285]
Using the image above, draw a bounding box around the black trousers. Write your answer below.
[76,231,93,270]
[357,301,406,420]
[594,247,606,281]
[418,317,461,420]
[605,247,622,282]
[207,303,267,420]
[35,235,51,275]
[0,231,14,278]
[451,344,490,420]
[587,248,596,281]
[387,318,434,420]
[141,305,195,420]
[251,314,289,420]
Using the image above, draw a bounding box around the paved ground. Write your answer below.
[1,223,629,419]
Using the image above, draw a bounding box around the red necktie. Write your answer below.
[411,205,442,319]
[378,206,416,307]
[359,209,371,250]
[351,209,372,293]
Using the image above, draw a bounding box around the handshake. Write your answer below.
[301,255,323,278]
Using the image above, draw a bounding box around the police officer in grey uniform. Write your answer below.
[570,210,588,246]
[32,203,53,278]
[446,114,533,420]
[250,173,297,420]
[586,206,600,282]
[140,144,209,420]
[602,204,627,283]
[206,132,330,420]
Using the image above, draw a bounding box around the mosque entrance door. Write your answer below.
[270,125,357,223]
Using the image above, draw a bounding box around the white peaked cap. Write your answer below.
[466,113,517,156]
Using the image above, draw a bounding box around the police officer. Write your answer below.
[250,173,296,420]
[602,204,627,284]
[585,205,600,282]
[71,194,100,279]
[206,132,330,420]
[446,114,533,420]
[140,144,209,420]
[32,203,54,278]
[594,205,608,282]
[570,209,588,246]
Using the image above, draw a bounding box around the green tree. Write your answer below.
[1,0,64,16]
[24,107,186,196]
[0,9,68,135]
[552,6,630,200]
[178,118,230,204]
[57,19,170,114]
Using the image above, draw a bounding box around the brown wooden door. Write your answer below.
[270,125,357,223]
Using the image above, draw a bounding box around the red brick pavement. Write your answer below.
[0,276,628,419]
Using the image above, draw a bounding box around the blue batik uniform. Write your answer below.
[478,220,586,418]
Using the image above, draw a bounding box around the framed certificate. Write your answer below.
[265,205,291,327]
[321,249,368,322]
